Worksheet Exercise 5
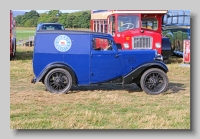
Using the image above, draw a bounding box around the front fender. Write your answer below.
[123,61,168,84]
[34,62,77,85]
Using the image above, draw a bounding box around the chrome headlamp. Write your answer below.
[154,54,163,61]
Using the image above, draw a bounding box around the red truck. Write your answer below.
[90,10,171,61]
[10,10,16,60]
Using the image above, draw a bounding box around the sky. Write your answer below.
[17,10,82,13]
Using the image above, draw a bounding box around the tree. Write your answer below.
[80,11,91,28]
[23,10,39,26]
[14,10,92,28]
[38,13,48,23]
[48,10,61,17]
[66,14,75,28]
[47,17,59,23]
[15,15,23,27]
[58,13,68,27]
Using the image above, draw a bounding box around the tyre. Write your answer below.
[10,54,13,61]
[12,43,16,58]
[13,39,16,57]
[10,42,15,61]
[140,68,168,95]
[44,68,72,94]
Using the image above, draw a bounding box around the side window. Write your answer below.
[92,38,113,51]
[142,18,158,30]
[108,15,115,36]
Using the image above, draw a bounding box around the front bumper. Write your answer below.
[154,54,163,61]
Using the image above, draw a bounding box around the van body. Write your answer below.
[31,30,169,95]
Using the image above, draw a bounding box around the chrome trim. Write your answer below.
[154,54,163,61]
[132,36,153,49]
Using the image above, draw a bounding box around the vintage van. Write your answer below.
[31,30,169,95]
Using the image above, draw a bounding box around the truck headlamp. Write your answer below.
[123,43,129,49]
[155,42,161,48]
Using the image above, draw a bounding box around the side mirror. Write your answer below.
[162,14,168,25]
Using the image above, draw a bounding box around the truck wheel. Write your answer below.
[140,68,168,95]
[12,43,16,57]
[13,39,16,57]
[10,41,16,60]
[10,54,13,60]
[44,68,72,94]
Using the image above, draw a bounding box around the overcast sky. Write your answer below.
[16,10,82,13]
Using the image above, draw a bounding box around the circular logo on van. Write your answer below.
[54,35,72,52]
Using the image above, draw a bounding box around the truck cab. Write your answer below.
[90,10,172,61]
[10,10,16,60]
[31,30,169,95]
[162,10,190,57]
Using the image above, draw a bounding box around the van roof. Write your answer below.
[36,30,111,36]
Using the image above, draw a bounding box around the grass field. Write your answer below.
[16,27,36,42]
[10,28,190,129]
[15,27,90,42]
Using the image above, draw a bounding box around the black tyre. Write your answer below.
[13,39,16,57]
[140,68,168,95]
[10,54,13,61]
[12,43,16,58]
[10,39,16,60]
[44,68,72,94]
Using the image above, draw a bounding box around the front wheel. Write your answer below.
[140,68,168,95]
[44,68,72,94]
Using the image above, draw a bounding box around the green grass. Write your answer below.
[11,27,190,129]
[10,47,190,129]
[16,27,36,42]
[15,27,90,43]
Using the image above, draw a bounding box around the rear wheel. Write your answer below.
[140,68,168,95]
[44,68,72,94]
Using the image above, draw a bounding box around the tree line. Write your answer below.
[14,10,91,28]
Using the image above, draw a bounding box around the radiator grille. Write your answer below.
[132,36,152,49]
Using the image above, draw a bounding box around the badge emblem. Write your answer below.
[54,35,72,52]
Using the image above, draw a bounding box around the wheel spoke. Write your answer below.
[144,72,165,92]
[49,82,55,86]
[48,72,69,91]
[45,69,72,93]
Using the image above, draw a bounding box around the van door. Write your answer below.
[90,37,122,83]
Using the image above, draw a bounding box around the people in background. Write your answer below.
[92,38,112,50]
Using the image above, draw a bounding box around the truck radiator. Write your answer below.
[132,36,152,49]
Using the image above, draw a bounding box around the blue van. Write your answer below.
[31,30,169,95]
[36,23,65,31]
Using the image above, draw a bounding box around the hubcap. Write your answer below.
[144,72,164,92]
[49,72,69,91]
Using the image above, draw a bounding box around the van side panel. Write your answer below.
[33,32,91,85]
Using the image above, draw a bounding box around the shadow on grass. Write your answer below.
[67,82,186,95]
[163,82,186,94]
[67,83,143,94]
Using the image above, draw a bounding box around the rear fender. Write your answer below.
[36,62,77,85]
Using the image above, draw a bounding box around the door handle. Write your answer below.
[115,54,119,58]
